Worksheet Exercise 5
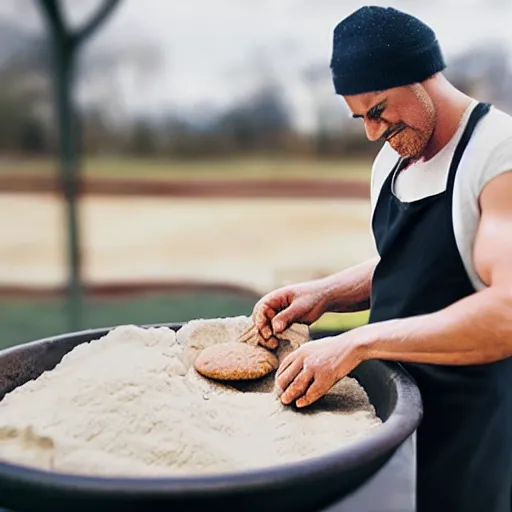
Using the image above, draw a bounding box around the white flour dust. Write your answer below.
[0,318,382,477]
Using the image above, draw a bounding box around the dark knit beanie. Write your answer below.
[330,6,446,96]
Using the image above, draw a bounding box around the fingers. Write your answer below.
[253,301,277,340]
[271,301,305,334]
[260,335,279,350]
[276,357,303,391]
[276,349,298,377]
[295,380,329,408]
[275,342,337,408]
[280,367,314,406]
[253,289,299,343]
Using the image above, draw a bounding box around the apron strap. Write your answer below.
[445,102,491,209]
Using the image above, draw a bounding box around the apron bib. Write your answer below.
[369,102,512,512]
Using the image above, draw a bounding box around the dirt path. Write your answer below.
[0,193,376,296]
[1,174,374,298]
[0,174,370,199]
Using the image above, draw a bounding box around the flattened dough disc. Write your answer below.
[194,342,279,381]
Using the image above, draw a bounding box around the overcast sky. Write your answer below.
[107,1,512,108]
[3,0,512,121]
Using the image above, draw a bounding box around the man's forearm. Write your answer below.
[320,256,379,314]
[351,287,512,366]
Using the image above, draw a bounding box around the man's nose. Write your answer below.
[364,120,386,142]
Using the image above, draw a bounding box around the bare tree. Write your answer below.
[37,0,122,331]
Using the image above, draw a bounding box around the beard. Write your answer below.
[386,85,437,159]
[387,125,434,159]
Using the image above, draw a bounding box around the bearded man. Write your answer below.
[253,6,512,512]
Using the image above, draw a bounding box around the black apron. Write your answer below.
[369,102,512,512]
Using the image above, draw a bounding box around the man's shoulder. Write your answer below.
[461,104,512,199]
[472,105,512,148]
[486,104,512,128]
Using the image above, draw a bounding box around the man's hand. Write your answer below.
[252,281,329,349]
[276,336,365,408]
[252,258,378,350]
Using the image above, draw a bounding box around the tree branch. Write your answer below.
[37,0,67,39]
[72,0,122,46]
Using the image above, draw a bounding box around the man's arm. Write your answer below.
[320,256,379,313]
[275,171,512,408]
[355,170,512,366]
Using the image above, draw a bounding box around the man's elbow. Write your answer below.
[483,287,512,360]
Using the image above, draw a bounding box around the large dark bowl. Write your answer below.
[0,323,422,512]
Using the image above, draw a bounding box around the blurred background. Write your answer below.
[1,0,511,346]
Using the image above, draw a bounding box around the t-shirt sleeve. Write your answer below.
[474,136,512,197]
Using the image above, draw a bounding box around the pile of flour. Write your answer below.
[0,318,382,477]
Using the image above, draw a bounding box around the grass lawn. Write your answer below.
[314,310,370,331]
[0,156,373,182]
[0,292,369,349]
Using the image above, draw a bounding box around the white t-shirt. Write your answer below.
[370,100,512,291]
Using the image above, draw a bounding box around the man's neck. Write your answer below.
[421,82,475,162]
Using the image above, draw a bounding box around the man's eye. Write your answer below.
[368,106,385,120]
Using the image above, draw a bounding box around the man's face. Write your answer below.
[344,84,436,159]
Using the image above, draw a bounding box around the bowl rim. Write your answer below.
[0,323,423,497]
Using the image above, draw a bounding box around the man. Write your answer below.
[252,6,512,512]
